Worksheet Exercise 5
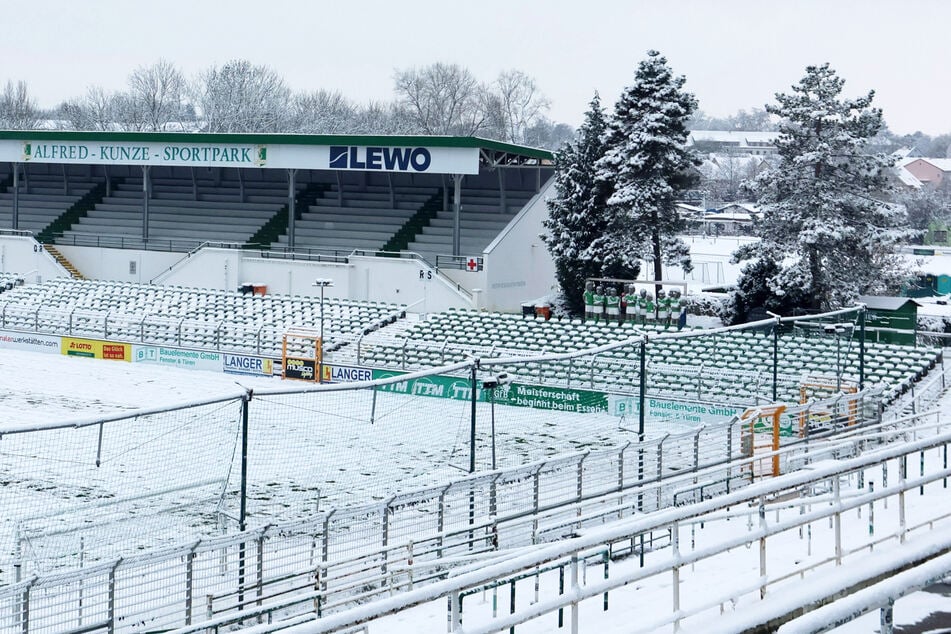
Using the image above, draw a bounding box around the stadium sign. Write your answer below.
[0,330,60,354]
[321,364,373,383]
[328,146,431,172]
[132,345,222,372]
[60,337,130,361]
[223,353,274,377]
[609,395,744,426]
[371,370,608,413]
[1,140,480,174]
[14,141,266,168]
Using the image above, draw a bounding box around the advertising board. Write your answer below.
[370,370,608,413]
[283,357,317,381]
[321,364,373,383]
[0,331,61,354]
[132,346,222,372]
[608,395,744,426]
[60,337,130,361]
[223,354,275,377]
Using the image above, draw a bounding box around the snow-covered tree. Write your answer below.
[542,94,624,315]
[126,59,187,131]
[482,70,551,144]
[291,90,356,133]
[0,80,40,130]
[192,59,291,133]
[59,86,125,131]
[393,63,486,135]
[595,50,698,289]
[731,63,916,319]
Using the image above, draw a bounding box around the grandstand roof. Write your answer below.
[0,131,553,175]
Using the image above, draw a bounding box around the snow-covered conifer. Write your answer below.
[731,64,915,319]
[595,50,698,290]
[542,93,616,315]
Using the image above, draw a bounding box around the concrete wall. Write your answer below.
[481,178,558,312]
[58,245,182,283]
[146,247,471,310]
[0,235,72,282]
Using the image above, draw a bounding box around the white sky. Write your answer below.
[3,0,950,136]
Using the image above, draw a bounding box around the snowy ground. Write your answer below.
[0,348,686,577]
[1,348,949,632]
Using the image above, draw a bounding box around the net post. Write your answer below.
[238,390,251,612]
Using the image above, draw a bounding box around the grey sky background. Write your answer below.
[4,0,948,136]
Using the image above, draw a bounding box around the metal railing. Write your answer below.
[260,418,951,634]
[0,386,893,633]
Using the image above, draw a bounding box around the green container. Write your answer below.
[859,295,919,345]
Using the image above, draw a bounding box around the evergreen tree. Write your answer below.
[542,93,624,315]
[595,50,698,291]
[732,63,915,318]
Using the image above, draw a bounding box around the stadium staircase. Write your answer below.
[245,181,329,249]
[42,244,84,279]
[37,181,108,244]
[382,188,444,253]
[0,174,103,237]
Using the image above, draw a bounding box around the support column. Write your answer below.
[142,166,150,243]
[104,165,111,197]
[498,169,506,214]
[62,164,69,196]
[190,167,198,201]
[452,174,463,257]
[237,168,245,203]
[287,169,297,251]
[12,163,19,231]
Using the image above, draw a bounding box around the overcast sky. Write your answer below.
[4,0,949,136]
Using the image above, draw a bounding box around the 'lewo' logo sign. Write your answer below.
[329,146,432,172]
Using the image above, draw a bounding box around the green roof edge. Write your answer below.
[0,130,553,161]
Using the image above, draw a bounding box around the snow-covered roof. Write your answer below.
[893,165,923,189]
[903,157,951,172]
[918,158,951,172]
[688,130,780,144]
[700,211,754,222]
[675,202,705,213]
[718,202,760,214]
[857,295,921,311]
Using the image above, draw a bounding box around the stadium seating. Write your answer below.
[0,278,404,356]
[0,173,103,235]
[405,186,536,262]
[345,309,940,404]
[272,183,439,252]
[60,174,305,249]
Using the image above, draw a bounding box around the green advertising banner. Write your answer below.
[371,370,608,414]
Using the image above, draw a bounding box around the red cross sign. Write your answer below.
[466,257,480,272]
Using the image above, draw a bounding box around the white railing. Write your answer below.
[0,392,915,634]
[265,423,951,634]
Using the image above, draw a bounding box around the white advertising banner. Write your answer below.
[132,345,224,372]
[0,330,61,354]
[0,140,480,175]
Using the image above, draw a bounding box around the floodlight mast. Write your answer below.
[312,279,334,383]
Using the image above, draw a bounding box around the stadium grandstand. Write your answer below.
[0,131,555,312]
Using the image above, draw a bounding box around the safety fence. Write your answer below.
[0,386,891,633]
